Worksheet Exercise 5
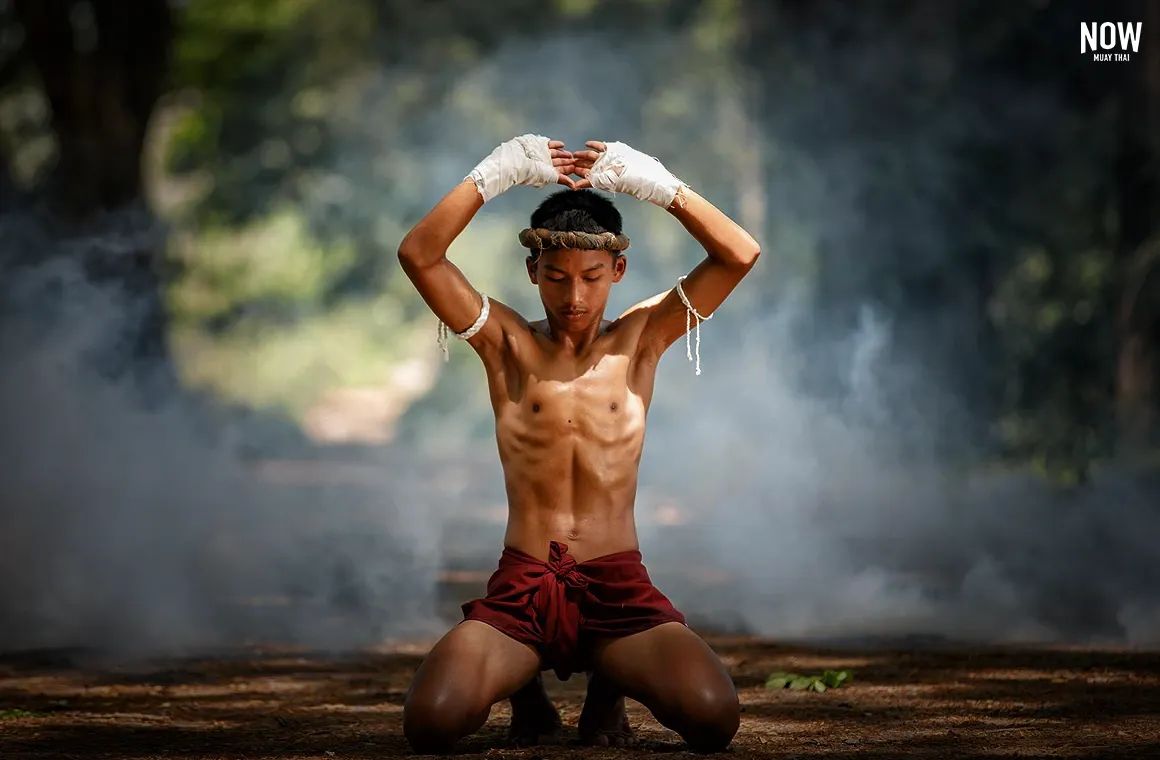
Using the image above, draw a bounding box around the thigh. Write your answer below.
[407,620,543,712]
[589,622,738,722]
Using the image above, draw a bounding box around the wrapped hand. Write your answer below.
[572,140,686,208]
[465,134,576,202]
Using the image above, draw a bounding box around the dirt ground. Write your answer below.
[2,636,1158,760]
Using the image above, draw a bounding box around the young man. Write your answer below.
[397,134,760,753]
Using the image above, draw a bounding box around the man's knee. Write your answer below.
[670,679,741,753]
[403,681,490,753]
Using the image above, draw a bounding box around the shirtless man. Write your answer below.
[397,134,760,753]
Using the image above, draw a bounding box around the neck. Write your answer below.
[543,313,606,352]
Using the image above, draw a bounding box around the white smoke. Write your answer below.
[2,13,1157,661]
[635,302,1160,646]
[0,209,445,655]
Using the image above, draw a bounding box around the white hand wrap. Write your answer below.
[465,134,559,202]
[585,141,687,208]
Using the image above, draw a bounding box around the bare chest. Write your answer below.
[494,354,647,447]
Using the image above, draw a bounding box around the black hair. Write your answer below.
[529,189,623,236]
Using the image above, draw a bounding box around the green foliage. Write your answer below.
[168,210,356,325]
[153,0,772,439]
[0,709,41,719]
[765,669,853,693]
[165,0,376,227]
[3,0,1140,456]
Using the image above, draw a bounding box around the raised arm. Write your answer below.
[572,141,760,362]
[397,135,576,355]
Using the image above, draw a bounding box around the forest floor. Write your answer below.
[2,635,1159,760]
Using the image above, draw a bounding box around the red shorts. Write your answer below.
[461,540,686,680]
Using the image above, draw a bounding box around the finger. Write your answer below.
[573,178,592,189]
[548,140,566,149]
[585,141,607,151]
[551,157,575,168]
[550,148,573,159]
[557,174,577,189]
[572,150,601,163]
[575,167,591,177]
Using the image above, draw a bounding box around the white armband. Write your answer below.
[437,293,490,361]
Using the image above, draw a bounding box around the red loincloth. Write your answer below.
[461,540,686,680]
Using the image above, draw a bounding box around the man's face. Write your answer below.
[526,248,627,327]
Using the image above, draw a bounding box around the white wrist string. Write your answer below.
[675,276,711,375]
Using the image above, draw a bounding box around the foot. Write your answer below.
[578,676,637,748]
[506,675,565,748]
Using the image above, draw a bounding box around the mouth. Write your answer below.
[559,309,587,320]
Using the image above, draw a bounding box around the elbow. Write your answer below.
[397,235,434,272]
[729,225,761,268]
[726,247,760,270]
[722,229,761,268]
[397,234,419,265]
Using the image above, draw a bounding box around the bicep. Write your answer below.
[623,257,755,358]
[397,254,517,354]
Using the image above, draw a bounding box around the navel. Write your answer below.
[610,402,618,412]
[532,403,540,413]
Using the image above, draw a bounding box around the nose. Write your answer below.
[566,280,583,306]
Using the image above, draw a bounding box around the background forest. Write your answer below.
[1,0,1158,652]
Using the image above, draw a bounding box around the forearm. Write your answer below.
[667,188,761,269]
[397,180,484,270]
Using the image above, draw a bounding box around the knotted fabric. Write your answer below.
[461,540,686,680]
[534,541,589,670]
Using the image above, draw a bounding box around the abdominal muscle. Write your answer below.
[493,377,649,564]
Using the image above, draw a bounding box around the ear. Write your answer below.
[526,255,539,284]
[611,253,627,283]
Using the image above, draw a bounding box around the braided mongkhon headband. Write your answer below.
[518,228,630,253]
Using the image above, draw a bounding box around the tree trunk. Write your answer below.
[14,0,172,216]
[1115,0,1160,455]
[11,0,175,398]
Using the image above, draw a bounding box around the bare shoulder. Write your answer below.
[486,298,534,336]
[610,291,666,360]
[606,306,664,378]
[609,301,654,337]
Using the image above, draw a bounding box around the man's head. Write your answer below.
[522,190,628,329]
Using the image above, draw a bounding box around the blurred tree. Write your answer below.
[738,0,1010,460]
[739,0,1154,479]
[1115,0,1160,456]
[6,0,171,216]
[1,0,175,398]
[164,0,707,323]
[163,0,715,434]
[3,0,1152,468]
